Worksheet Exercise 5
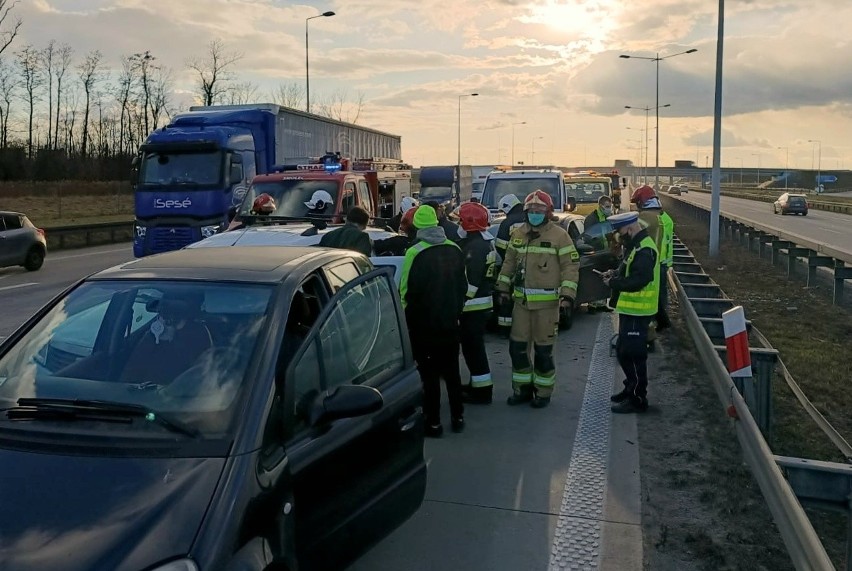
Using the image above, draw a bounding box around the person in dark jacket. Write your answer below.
[457,202,498,405]
[584,195,614,230]
[374,207,416,256]
[494,194,526,335]
[387,196,419,233]
[601,212,660,414]
[425,201,462,243]
[318,206,372,257]
[399,205,468,437]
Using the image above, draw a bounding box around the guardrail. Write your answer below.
[42,220,134,251]
[669,239,844,570]
[663,194,852,305]
[684,186,852,215]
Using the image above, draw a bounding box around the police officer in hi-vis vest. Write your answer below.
[601,211,660,414]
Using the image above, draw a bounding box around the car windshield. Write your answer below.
[418,186,453,200]
[565,181,610,203]
[0,280,273,438]
[788,196,806,205]
[580,219,614,252]
[481,177,560,209]
[240,179,340,218]
[138,150,224,187]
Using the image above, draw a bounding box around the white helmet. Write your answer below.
[400,196,419,214]
[304,190,334,210]
[498,193,522,214]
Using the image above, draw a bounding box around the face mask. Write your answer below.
[602,207,613,216]
[527,212,546,226]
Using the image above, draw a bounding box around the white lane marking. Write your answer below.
[822,228,842,234]
[549,315,615,570]
[50,247,131,261]
[0,282,38,293]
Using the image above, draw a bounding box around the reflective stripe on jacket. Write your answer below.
[615,235,660,316]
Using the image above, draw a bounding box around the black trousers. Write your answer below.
[411,335,464,425]
[616,315,653,402]
[460,310,492,388]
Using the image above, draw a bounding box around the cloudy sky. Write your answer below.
[14,0,852,169]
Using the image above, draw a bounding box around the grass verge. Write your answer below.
[1,195,134,227]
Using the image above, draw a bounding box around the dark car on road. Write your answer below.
[0,246,426,571]
[773,192,809,216]
[0,211,47,271]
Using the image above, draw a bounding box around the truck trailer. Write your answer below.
[132,103,403,257]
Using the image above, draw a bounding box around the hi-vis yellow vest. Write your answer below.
[615,236,660,316]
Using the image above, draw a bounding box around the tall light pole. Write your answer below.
[808,139,821,192]
[620,48,698,189]
[511,121,526,166]
[777,146,789,189]
[306,10,336,114]
[531,136,544,165]
[752,153,761,185]
[457,93,478,189]
[626,126,646,179]
[626,104,669,184]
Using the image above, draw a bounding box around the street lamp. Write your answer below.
[457,93,478,188]
[620,48,698,189]
[626,104,670,184]
[306,10,336,114]
[626,126,648,179]
[752,153,760,185]
[531,136,544,165]
[777,146,789,189]
[511,121,526,166]
[808,139,821,193]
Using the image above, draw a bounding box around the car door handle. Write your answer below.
[398,407,422,432]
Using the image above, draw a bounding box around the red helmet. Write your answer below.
[399,207,417,235]
[252,193,276,214]
[458,202,490,232]
[523,189,554,213]
[630,185,656,205]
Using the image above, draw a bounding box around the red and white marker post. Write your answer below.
[722,306,752,378]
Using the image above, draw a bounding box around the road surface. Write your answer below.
[677,192,852,253]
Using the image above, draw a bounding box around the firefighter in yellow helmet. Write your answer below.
[495,190,580,408]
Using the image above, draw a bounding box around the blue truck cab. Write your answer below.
[133,108,269,257]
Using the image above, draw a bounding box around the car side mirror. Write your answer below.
[309,384,383,426]
[564,197,577,212]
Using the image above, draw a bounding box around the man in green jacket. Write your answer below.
[318,206,372,257]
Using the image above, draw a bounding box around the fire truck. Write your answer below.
[227,152,411,228]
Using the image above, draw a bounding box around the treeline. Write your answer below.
[0,2,365,182]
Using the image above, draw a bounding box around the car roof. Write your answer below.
[785,193,807,197]
[89,246,352,283]
[487,170,561,178]
[0,210,25,217]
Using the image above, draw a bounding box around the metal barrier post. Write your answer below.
[785,247,812,279]
[834,261,852,306]
[772,240,793,266]
[807,254,833,287]
[752,350,779,444]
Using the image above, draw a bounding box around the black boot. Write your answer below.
[462,385,493,405]
[531,396,551,408]
[507,387,533,406]
[451,416,465,433]
[611,397,648,414]
[610,385,632,403]
[424,423,444,438]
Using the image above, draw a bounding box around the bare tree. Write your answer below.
[62,84,80,153]
[0,0,22,57]
[270,82,304,109]
[130,50,156,135]
[77,49,102,158]
[227,80,258,105]
[313,88,365,124]
[41,40,55,149]
[16,44,42,157]
[148,65,172,130]
[114,55,136,155]
[186,39,243,106]
[53,43,72,150]
[0,57,16,147]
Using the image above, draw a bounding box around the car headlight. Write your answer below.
[200,225,219,238]
[135,225,147,238]
[149,559,198,571]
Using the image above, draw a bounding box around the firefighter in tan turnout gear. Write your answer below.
[495,190,580,408]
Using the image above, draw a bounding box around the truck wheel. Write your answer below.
[24,247,45,271]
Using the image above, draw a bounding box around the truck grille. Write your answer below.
[152,227,195,251]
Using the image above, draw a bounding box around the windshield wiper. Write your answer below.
[9,398,200,438]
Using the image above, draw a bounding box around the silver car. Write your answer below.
[0,211,47,271]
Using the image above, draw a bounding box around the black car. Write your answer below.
[773,192,809,215]
[0,246,426,571]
